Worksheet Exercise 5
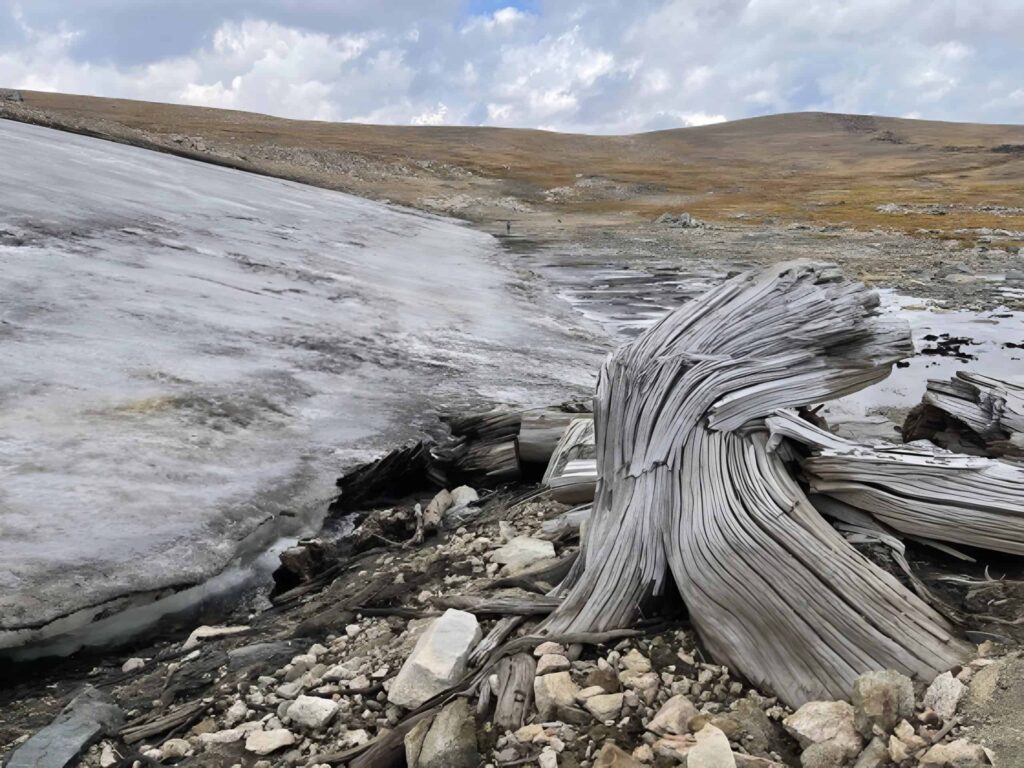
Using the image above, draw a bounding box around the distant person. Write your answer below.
[506,220,511,235]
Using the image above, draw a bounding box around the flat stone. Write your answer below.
[851,670,914,737]
[536,653,571,675]
[688,724,737,768]
[924,671,967,721]
[417,698,479,768]
[198,728,245,745]
[584,692,624,721]
[647,694,700,736]
[783,700,862,758]
[388,608,481,709]
[489,536,556,572]
[534,641,566,657]
[284,695,338,730]
[6,685,124,768]
[535,671,579,719]
[244,728,296,755]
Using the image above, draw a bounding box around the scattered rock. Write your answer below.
[285,694,338,730]
[852,736,889,768]
[688,724,737,768]
[620,648,652,673]
[594,742,644,767]
[160,738,191,758]
[534,641,567,657]
[924,671,967,721]
[537,653,572,675]
[800,740,848,768]
[388,608,481,708]
[535,671,580,719]
[120,658,145,674]
[647,694,700,735]
[5,686,124,768]
[585,692,625,721]
[244,728,296,755]
[851,670,914,737]
[489,535,556,572]
[920,738,990,767]
[417,697,479,768]
[449,485,478,508]
[783,700,862,757]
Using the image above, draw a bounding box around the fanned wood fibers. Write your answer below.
[542,261,971,707]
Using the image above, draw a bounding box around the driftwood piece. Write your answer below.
[520,410,592,464]
[121,700,208,744]
[446,408,521,441]
[332,441,440,512]
[454,436,521,482]
[431,594,562,616]
[491,653,537,730]
[543,418,597,503]
[904,371,1024,458]
[769,409,1024,556]
[540,261,971,707]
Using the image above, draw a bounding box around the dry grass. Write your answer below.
[4,91,1024,237]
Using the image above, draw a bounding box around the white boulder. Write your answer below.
[388,608,481,708]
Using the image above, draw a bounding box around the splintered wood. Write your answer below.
[904,371,1024,458]
[768,409,1024,555]
[541,261,972,707]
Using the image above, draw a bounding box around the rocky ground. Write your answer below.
[2,459,1021,768]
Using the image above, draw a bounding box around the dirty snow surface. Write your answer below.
[0,120,601,649]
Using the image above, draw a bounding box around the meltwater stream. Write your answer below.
[0,120,605,654]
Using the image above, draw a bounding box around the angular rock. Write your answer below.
[535,671,579,719]
[621,648,652,673]
[594,742,644,767]
[489,536,556,573]
[852,736,889,768]
[851,670,914,737]
[539,748,559,768]
[160,739,190,759]
[6,686,124,768]
[536,653,571,675]
[647,694,700,736]
[404,715,433,767]
[121,658,145,673]
[244,728,296,755]
[449,485,478,508]
[534,641,566,657]
[924,671,967,721]
[920,738,990,767]
[284,695,338,730]
[388,608,481,708]
[688,724,737,768]
[783,700,862,758]
[801,740,847,768]
[417,698,479,768]
[585,692,625,721]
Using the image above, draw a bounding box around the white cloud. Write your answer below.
[1,1,1022,133]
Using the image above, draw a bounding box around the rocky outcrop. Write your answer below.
[6,686,123,768]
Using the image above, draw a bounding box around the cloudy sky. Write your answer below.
[2,1,1021,133]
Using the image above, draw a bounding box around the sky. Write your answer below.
[1,1,1022,134]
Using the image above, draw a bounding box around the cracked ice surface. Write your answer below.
[0,120,603,647]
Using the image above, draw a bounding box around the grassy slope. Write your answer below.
[5,90,1024,236]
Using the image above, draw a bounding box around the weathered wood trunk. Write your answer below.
[541,261,971,706]
[543,417,597,503]
[520,410,591,464]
